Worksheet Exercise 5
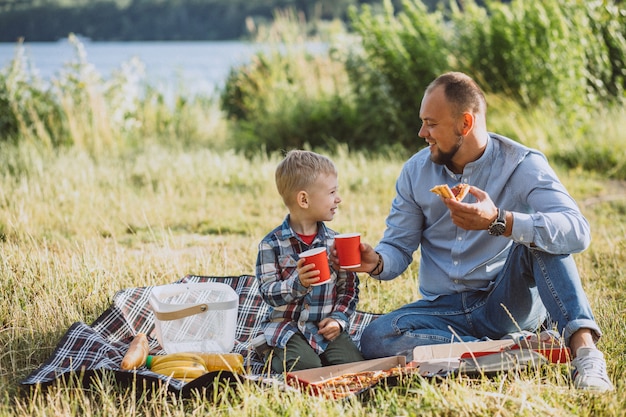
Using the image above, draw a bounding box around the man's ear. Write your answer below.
[297,190,309,208]
[460,112,474,136]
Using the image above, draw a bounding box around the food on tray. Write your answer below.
[313,366,406,399]
[430,183,470,201]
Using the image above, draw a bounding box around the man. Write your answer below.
[339,72,613,391]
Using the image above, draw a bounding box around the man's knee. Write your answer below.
[360,318,391,359]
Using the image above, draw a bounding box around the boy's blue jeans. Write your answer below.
[360,243,601,359]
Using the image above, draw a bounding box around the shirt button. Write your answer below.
[454,279,460,284]
[457,236,462,241]
[454,261,459,265]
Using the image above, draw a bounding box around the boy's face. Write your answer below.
[305,173,341,222]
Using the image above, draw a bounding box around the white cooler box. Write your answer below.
[149,282,238,353]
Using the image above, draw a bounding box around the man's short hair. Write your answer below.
[275,150,337,206]
[427,71,487,117]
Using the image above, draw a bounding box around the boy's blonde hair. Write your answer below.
[275,150,337,206]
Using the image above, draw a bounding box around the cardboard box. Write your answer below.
[286,339,571,398]
[286,356,408,399]
[411,339,516,362]
[411,339,570,377]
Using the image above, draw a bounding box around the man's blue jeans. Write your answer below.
[360,243,601,359]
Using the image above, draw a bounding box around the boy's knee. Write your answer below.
[269,347,322,373]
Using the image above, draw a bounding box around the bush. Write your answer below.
[456,0,593,118]
[350,0,624,132]
[345,0,454,151]
[584,1,626,101]
[220,39,361,154]
[0,35,225,154]
[0,44,64,146]
[219,0,626,156]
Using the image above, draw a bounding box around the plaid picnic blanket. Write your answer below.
[20,275,380,394]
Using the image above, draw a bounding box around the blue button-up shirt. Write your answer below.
[376,133,590,300]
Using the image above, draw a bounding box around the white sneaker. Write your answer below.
[571,347,614,392]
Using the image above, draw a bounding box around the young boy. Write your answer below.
[255,150,364,373]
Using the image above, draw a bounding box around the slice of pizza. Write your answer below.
[429,184,454,199]
[430,183,470,201]
[451,183,470,201]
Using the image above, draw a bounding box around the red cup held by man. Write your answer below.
[334,233,361,269]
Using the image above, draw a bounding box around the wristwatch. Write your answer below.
[488,208,507,236]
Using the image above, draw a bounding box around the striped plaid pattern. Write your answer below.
[256,217,360,354]
[20,275,380,393]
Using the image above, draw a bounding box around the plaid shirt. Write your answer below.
[255,215,360,354]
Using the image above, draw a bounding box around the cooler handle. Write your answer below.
[152,299,237,321]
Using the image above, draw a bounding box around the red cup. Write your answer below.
[299,247,331,286]
[334,233,361,268]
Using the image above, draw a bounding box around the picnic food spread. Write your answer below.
[120,333,245,382]
[430,183,470,201]
[144,352,245,382]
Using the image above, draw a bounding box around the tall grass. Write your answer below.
[0,35,228,156]
[1,5,625,415]
[1,141,625,416]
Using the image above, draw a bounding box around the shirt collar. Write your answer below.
[279,215,329,244]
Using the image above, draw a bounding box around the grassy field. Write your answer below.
[1,140,625,416]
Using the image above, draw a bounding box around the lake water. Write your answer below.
[0,40,326,98]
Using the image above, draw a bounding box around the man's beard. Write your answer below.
[430,135,463,166]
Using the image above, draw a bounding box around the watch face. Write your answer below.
[489,222,506,236]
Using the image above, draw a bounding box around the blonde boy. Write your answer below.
[255,150,363,373]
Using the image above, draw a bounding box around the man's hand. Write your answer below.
[296,258,322,287]
[443,186,498,230]
[318,317,341,341]
[330,242,378,273]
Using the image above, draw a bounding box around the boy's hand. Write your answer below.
[318,318,341,341]
[296,257,322,287]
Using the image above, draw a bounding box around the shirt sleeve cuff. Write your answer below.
[511,212,534,245]
[330,313,348,331]
[375,253,396,281]
[293,277,310,295]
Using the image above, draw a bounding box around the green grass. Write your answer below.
[2,7,625,413]
[1,141,625,416]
